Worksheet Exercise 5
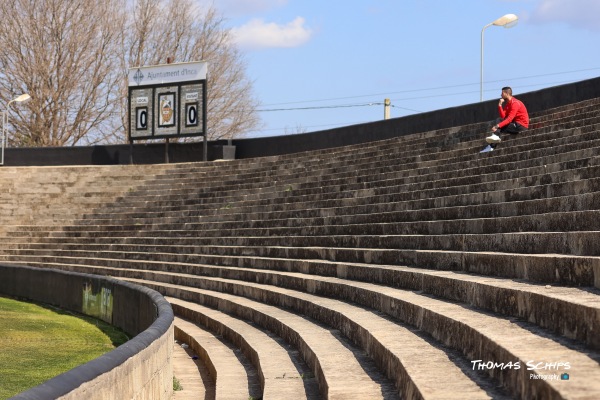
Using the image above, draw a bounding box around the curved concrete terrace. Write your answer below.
[0,264,174,400]
[1,78,600,399]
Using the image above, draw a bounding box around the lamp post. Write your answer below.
[480,14,518,102]
[2,93,31,166]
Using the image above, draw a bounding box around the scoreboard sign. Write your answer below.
[128,61,207,140]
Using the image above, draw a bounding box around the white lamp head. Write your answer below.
[14,94,31,102]
[493,14,518,28]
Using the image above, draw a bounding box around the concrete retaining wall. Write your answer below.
[0,264,174,400]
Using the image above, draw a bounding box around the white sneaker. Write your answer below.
[486,134,501,144]
[480,144,494,153]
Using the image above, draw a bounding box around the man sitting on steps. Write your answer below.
[481,86,529,153]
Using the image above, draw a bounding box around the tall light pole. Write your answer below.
[2,93,31,166]
[481,14,518,102]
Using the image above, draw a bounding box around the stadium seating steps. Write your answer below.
[1,97,600,399]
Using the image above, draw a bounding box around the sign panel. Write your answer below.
[128,61,207,87]
[158,93,175,126]
[130,87,154,139]
[180,83,204,136]
[127,61,207,141]
[155,87,178,135]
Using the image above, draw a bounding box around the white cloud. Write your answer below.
[530,0,600,31]
[231,17,313,50]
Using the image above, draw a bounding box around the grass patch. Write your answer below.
[173,376,183,391]
[0,296,129,399]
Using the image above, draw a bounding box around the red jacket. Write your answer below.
[498,97,529,129]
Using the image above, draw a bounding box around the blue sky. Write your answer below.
[203,0,600,138]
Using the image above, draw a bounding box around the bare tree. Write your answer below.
[0,0,125,146]
[123,0,260,141]
[0,0,260,147]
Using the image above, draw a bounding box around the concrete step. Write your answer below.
[70,165,600,230]
[5,250,600,357]
[172,338,213,399]
[4,229,600,289]
[4,230,597,257]
[169,289,508,399]
[9,155,598,228]
[72,141,600,221]
[145,105,600,189]
[0,165,170,231]
[123,274,599,400]
[3,242,599,287]
[1,95,600,400]
[76,131,593,205]
[3,120,592,230]
[71,185,600,232]
[17,208,600,239]
[78,118,600,210]
[142,279,500,399]
[101,137,594,210]
[152,280,400,399]
[169,297,318,399]
[174,317,262,399]
[65,191,600,235]
[70,151,596,227]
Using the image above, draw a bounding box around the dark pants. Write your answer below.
[486,118,527,149]
[495,118,526,134]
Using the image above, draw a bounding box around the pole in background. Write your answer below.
[384,98,391,120]
[480,14,518,102]
[129,140,134,164]
[165,56,173,163]
[165,137,170,163]
[1,94,31,166]
[1,111,6,166]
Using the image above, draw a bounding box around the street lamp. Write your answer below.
[2,93,31,166]
[480,14,518,101]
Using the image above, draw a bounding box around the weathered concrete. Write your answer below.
[172,340,212,400]
[153,281,399,399]
[174,318,260,400]
[0,265,174,400]
[170,297,317,399]
[1,95,600,398]
[131,276,598,400]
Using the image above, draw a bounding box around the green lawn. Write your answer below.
[0,296,129,399]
